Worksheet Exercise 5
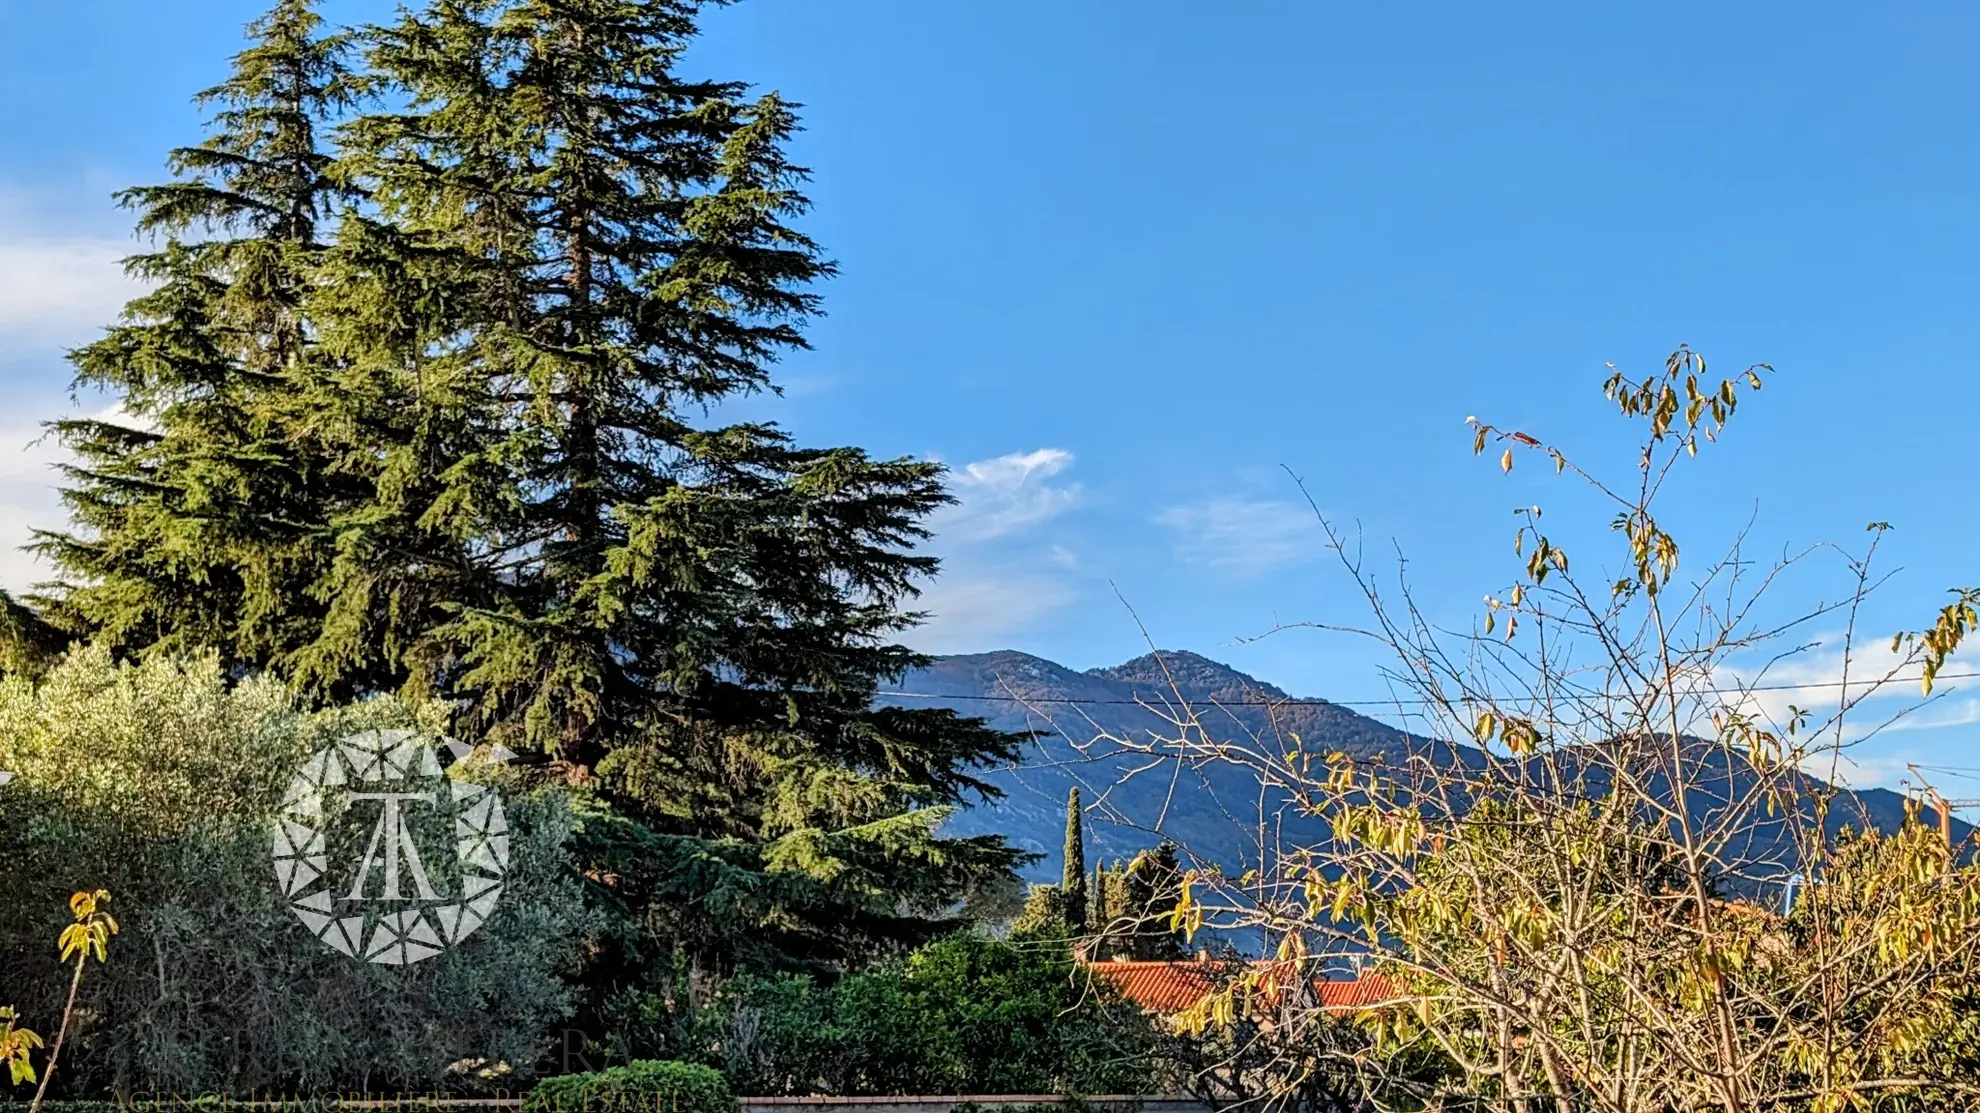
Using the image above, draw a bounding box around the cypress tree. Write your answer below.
[1063,786,1087,932]
[30,0,356,675]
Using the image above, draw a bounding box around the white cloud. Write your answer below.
[905,448,1087,651]
[1849,695,1980,739]
[1702,633,1980,790]
[1716,634,1930,731]
[936,448,1082,541]
[0,415,71,595]
[0,402,146,596]
[0,236,137,348]
[1825,750,1930,792]
[1155,497,1323,576]
[906,572,1078,654]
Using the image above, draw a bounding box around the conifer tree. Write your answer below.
[1063,786,1087,932]
[22,0,1027,979]
[31,0,356,674]
[0,592,65,678]
[1121,844,1187,961]
[314,0,1026,972]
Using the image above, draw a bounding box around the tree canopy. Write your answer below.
[19,0,1028,982]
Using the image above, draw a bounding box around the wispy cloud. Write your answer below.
[1717,634,1931,729]
[1827,750,1933,792]
[0,414,71,594]
[1866,696,1980,737]
[1154,497,1322,576]
[934,448,1082,542]
[905,448,1086,651]
[0,235,136,349]
[908,572,1078,654]
[1704,633,1980,789]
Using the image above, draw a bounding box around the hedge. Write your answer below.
[522,1061,732,1113]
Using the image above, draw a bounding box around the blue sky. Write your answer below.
[4,1,1980,786]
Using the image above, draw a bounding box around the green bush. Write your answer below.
[0,648,592,1096]
[524,1060,732,1113]
[695,934,1163,1096]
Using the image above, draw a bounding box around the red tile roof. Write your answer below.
[1086,960,1225,1013]
[1314,973,1399,1009]
[1084,959,1398,1015]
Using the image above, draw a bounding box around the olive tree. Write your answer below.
[0,647,590,1096]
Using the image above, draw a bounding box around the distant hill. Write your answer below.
[881,648,1467,882]
[883,649,1966,887]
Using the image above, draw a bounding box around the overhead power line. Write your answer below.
[874,670,1980,710]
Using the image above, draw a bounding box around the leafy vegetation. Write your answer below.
[523,1060,732,1113]
[12,0,1028,993]
[1012,791,1187,961]
[0,649,589,1096]
[690,934,1162,1097]
[8,0,1980,1109]
[1147,350,1980,1111]
[0,1011,39,1089]
[28,891,118,1113]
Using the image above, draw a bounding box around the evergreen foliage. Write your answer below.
[0,592,65,679]
[1009,884,1072,938]
[324,0,1027,976]
[1093,844,1187,962]
[691,934,1163,1096]
[1060,786,1086,932]
[35,0,356,677]
[21,0,1029,980]
[523,1060,732,1113]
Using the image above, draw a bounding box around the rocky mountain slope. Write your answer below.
[882,649,1461,881]
[885,649,1964,886]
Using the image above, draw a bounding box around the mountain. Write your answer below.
[885,649,1966,887]
[883,649,1458,882]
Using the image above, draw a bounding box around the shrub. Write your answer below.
[696,934,1163,1096]
[523,1060,732,1113]
[0,647,591,1096]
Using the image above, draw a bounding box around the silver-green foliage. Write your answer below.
[0,647,590,1096]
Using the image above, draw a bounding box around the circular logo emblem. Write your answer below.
[274,729,512,965]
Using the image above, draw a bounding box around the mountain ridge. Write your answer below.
[885,648,1454,881]
[886,648,1964,888]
